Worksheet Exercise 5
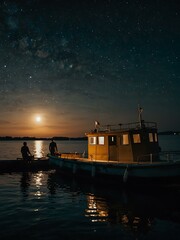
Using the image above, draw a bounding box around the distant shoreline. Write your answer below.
[0,132,179,141]
[0,137,88,141]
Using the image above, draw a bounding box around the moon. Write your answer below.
[35,116,42,123]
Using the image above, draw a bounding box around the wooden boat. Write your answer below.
[49,108,180,183]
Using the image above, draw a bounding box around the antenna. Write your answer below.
[138,105,143,128]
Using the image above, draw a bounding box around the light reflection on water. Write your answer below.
[0,137,180,238]
[0,140,87,160]
[85,194,108,222]
[33,172,44,199]
[1,171,180,239]
[0,136,179,160]
[34,141,44,159]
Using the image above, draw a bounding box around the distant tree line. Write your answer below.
[0,136,87,141]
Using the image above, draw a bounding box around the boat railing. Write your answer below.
[160,151,180,162]
[137,153,160,163]
[95,121,157,132]
[60,152,87,159]
[137,151,180,163]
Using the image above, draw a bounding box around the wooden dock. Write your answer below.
[0,158,55,173]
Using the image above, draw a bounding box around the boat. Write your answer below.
[49,108,180,184]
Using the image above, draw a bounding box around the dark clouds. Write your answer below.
[0,0,180,136]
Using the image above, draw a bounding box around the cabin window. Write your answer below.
[122,134,129,145]
[89,137,96,145]
[149,133,154,142]
[98,136,104,145]
[154,133,158,142]
[133,134,141,143]
[108,136,117,145]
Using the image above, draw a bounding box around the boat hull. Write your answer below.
[49,155,180,183]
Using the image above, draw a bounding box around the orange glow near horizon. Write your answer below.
[0,119,87,138]
[0,110,90,137]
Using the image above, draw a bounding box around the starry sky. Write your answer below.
[0,0,179,137]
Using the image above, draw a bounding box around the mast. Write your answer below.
[138,105,143,128]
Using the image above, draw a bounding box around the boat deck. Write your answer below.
[54,156,180,166]
[56,150,180,165]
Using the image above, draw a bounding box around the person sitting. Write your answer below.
[21,142,32,162]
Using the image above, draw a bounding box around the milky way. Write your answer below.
[0,0,179,136]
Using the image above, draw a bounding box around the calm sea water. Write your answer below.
[0,136,180,239]
[0,140,88,160]
[0,135,179,160]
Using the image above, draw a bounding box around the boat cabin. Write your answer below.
[86,120,160,163]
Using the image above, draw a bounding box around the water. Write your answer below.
[0,136,180,239]
[159,135,180,151]
[0,135,179,160]
[0,140,88,160]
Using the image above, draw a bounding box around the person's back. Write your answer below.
[49,139,58,155]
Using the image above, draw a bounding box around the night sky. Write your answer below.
[0,0,179,137]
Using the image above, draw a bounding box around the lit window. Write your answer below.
[122,134,129,145]
[133,134,141,143]
[149,133,154,142]
[98,136,104,145]
[154,133,158,142]
[89,137,96,145]
[108,136,117,145]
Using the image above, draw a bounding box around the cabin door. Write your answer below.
[108,136,117,161]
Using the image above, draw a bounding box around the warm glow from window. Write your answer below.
[108,136,117,145]
[154,133,158,142]
[122,134,129,145]
[98,136,104,145]
[149,133,154,142]
[89,137,96,145]
[133,134,141,143]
